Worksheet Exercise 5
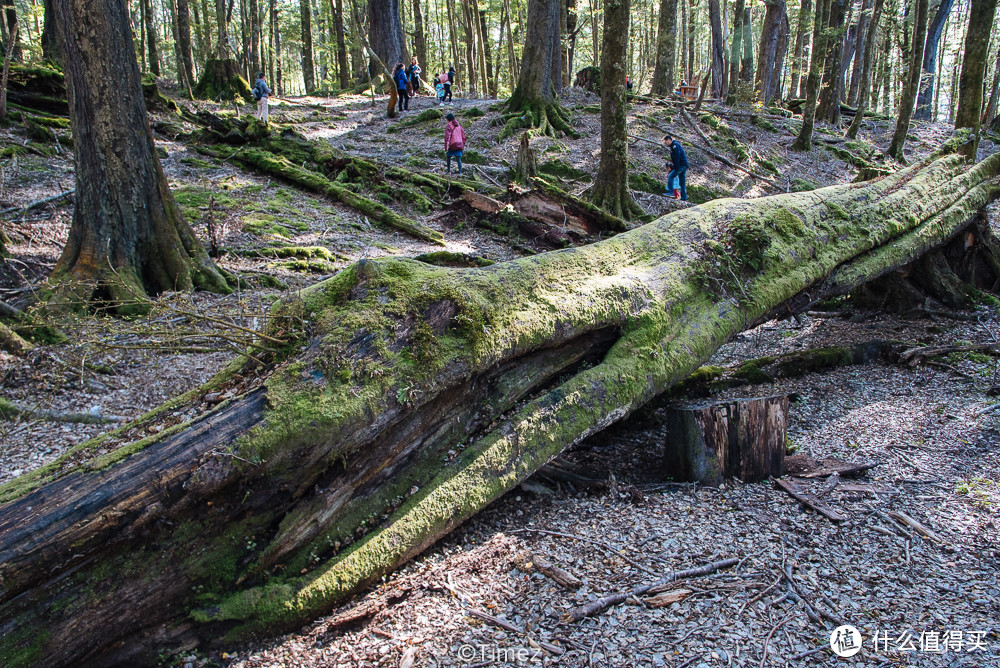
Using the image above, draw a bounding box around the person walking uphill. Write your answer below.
[444,113,465,174]
[663,133,689,201]
[394,62,410,112]
[253,72,272,123]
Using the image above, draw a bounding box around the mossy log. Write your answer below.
[2,153,1000,666]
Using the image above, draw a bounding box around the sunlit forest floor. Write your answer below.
[1,85,997,666]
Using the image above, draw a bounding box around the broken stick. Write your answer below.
[563,556,739,622]
[774,478,847,523]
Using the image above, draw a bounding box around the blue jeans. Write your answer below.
[447,150,463,173]
[668,166,688,200]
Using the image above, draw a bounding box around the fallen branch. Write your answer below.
[0,398,126,424]
[465,609,565,655]
[0,190,75,217]
[773,478,847,523]
[886,510,944,543]
[562,556,740,621]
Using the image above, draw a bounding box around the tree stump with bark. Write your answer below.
[194,58,254,103]
[662,395,788,485]
[573,66,601,95]
[1,152,1000,666]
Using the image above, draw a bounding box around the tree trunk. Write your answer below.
[708,0,726,99]
[177,0,196,89]
[41,0,59,64]
[792,0,832,150]
[502,0,575,138]
[755,0,787,105]
[412,0,427,73]
[955,0,999,160]
[1,0,20,61]
[816,0,847,124]
[847,0,872,105]
[503,0,518,83]
[2,151,999,667]
[478,8,495,96]
[47,0,230,314]
[982,45,1000,127]
[846,0,885,138]
[369,0,407,77]
[662,395,788,485]
[300,0,316,92]
[460,0,477,95]
[649,0,677,96]
[790,0,811,98]
[726,0,745,104]
[249,0,261,75]
[887,0,928,162]
[333,0,349,88]
[913,0,954,120]
[589,0,640,222]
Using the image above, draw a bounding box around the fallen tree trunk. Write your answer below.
[1,151,999,666]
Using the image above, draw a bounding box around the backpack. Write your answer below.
[252,81,263,101]
[449,123,466,150]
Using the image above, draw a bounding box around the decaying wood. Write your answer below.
[0,398,126,424]
[323,586,411,631]
[887,510,944,543]
[563,556,740,621]
[643,588,693,607]
[1,152,999,666]
[513,550,583,588]
[663,395,787,484]
[783,454,879,478]
[773,478,848,523]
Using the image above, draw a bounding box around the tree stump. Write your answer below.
[663,395,788,485]
[514,132,538,182]
[573,66,601,95]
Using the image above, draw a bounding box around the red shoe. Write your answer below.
[673,189,681,199]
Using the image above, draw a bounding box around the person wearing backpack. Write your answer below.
[444,66,455,103]
[253,72,272,123]
[393,62,410,112]
[444,113,465,174]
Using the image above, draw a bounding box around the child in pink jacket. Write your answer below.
[444,113,465,174]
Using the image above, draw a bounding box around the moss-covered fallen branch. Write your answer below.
[199,145,445,245]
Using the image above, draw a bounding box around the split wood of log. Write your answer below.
[773,478,847,523]
[663,395,788,485]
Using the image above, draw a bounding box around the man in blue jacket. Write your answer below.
[663,133,688,201]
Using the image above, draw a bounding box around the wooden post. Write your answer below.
[663,395,788,485]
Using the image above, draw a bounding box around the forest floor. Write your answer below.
[0,85,998,667]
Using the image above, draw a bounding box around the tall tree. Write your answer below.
[846,0,885,138]
[332,0,349,87]
[140,0,160,75]
[816,0,847,123]
[887,0,928,161]
[176,0,196,87]
[1,0,20,61]
[500,0,575,138]
[756,0,789,105]
[708,0,726,98]
[913,0,955,120]
[792,0,832,150]
[790,0,811,97]
[589,0,640,221]
[368,0,407,75]
[412,0,427,70]
[650,0,678,95]
[41,0,59,64]
[48,0,229,313]
[982,45,1000,127]
[248,0,261,76]
[847,0,873,105]
[301,0,316,91]
[955,0,999,159]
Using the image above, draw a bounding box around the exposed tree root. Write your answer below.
[498,99,580,141]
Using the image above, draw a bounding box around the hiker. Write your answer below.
[626,75,633,92]
[393,62,410,112]
[663,133,688,201]
[435,75,446,106]
[253,72,272,123]
[408,57,423,95]
[444,66,455,103]
[444,112,465,174]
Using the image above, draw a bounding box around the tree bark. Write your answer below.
[650,0,677,96]
[589,0,641,222]
[790,0,811,98]
[708,0,726,99]
[726,0,745,103]
[887,0,928,161]
[177,0,196,89]
[412,0,427,74]
[41,0,59,64]
[369,0,407,77]
[300,0,316,92]
[755,0,788,105]
[816,0,847,124]
[792,0,832,150]
[847,0,872,105]
[846,0,885,139]
[914,0,954,120]
[332,0,349,87]
[955,0,999,160]
[982,45,1000,127]
[2,151,999,666]
[48,0,230,314]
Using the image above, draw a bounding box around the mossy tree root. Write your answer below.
[498,99,579,141]
[1,153,999,666]
[531,176,629,232]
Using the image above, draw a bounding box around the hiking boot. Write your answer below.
[673,189,681,199]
